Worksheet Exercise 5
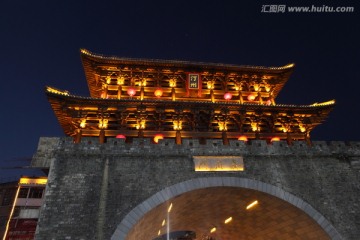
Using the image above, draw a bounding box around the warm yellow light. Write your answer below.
[194,156,244,172]
[253,84,259,92]
[235,84,242,91]
[136,119,146,130]
[218,122,227,131]
[106,76,111,84]
[168,203,173,213]
[80,119,86,128]
[173,120,182,130]
[247,94,256,101]
[162,219,166,226]
[210,227,216,233]
[153,134,164,143]
[224,217,233,224]
[270,137,280,142]
[238,136,248,141]
[169,78,177,88]
[117,76,125,85]
[137,78,147,87]
[46,86,69,96]
[265,85,271,92]
[251,123,258,132]
[154,88,163,97]
[3,185,21,240]
[299,125,306,133]
[98,119,108,129]
[207,80,215,90]
[311,100,335,106]
[19,177,47,185]
[158,230,161,236]
[246,200,258,210]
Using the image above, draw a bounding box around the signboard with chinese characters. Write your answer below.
[188,73,200,89]
[193,156,244,172]
[19,177,48,186]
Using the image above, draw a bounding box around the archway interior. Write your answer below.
[126,187,329,240]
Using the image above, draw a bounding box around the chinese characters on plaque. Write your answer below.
[188,73,200,89]
[193,156,244,172]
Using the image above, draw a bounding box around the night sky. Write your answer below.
[1,0,359,180]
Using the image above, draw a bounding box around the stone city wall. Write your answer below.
[32,137,360,239]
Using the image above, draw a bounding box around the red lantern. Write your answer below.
[247,94,256,101]
[266,100,272,105]
[154,88,163,97]
[116,134,126,139]
[127,87,136,97]
[224,92,232,100]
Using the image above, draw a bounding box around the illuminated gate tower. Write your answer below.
[46,49,335,145]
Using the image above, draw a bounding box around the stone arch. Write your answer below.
[111,177,341,240]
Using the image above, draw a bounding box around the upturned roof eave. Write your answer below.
[80,49,295,99]
[45,87,335,111]
[80,48,295,72]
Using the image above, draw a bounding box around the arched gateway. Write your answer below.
[31,50,360,240]
[113,177,339,240]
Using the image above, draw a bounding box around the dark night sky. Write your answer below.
[0,0,359,180]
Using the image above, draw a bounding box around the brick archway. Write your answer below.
[111,177,341,240]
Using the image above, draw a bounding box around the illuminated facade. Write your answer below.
[46,49,335,145]
[2,177,47,240]
[0,181,17,239]
[34,50,360,240]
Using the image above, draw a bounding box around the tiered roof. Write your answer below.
[46,49,335,144]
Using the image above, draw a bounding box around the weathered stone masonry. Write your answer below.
[32,137,360,240]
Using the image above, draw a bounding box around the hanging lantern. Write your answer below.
[224,92,232,100]
[270,137,281,142]
[127,87,136,97]
[154,88,163,97]
[266,99,272,105]
[116,134,126,139]
[153,134,164,143]
[238,136,248,141]
[247,94,256,101]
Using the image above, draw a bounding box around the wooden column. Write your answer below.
[305,132,312,146]
[172,88,176,101]
[99,129,105,144]
[222,131,229,145]
[210,89,215,103]
[239,92,244,104]
[74,129,82,143]
[103,86,108,99]
[176,130,182,145]
[140,86,144,100]
[258,92,263,104]
[117,85,122,99]
[270,93,275,105]
[286,132,292,145]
